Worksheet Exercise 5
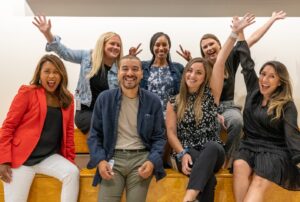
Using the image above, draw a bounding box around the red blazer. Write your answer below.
[0,85,75,168]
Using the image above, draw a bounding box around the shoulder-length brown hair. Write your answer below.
[30,54,72,109]
[176,57,213,124]
[199,33,229,78]
[259,61,293,120]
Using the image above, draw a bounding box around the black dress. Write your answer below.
[237,42,300,190]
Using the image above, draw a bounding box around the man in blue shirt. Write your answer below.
[87,55,166,202]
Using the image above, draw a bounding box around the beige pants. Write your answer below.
[98,150,152,202]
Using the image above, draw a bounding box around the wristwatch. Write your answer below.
[176,148,189,161]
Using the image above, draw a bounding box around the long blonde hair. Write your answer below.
[87,32,123,78]
[260,61,293,120]
[176,57,213,124]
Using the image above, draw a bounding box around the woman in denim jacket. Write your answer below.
[129,32,184,166]
[33,15,123,134]
[129,32,184,117]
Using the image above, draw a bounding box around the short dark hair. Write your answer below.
[118,55,142,69]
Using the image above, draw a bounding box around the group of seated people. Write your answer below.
[0,11,300,202]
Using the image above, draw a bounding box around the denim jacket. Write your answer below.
[46,36,118,107]
[87,88,166,186]
[140,60,184,94]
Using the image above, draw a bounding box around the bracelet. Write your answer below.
[230,31,238,39]
[176,148,189,161]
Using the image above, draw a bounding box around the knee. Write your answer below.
[226,117,243,137]
[204,142,225,157]
[63,164,80,182]
[251,175,271,189]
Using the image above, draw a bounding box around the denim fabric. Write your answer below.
[219,100,243,158]
[140,60,184,96]
[46,35,118,107]
[87,88,166,186]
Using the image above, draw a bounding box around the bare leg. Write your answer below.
[233,159,252,202]
[183,189,200,202]
[244,174,272,202]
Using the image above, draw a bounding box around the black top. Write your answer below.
[170,86,222,151]
[237,41,300,190]
[24,106,63,166]
[83,64,111,110]
[220,41,243,102]
[239,43,300,160]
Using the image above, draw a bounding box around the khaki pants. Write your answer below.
[98,150,152,202]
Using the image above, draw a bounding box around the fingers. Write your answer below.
[98,161,114,180]
[138,162,153,179]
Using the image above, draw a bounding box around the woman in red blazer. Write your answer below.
[0,54,79,202]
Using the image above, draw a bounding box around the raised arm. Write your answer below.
[33,15,54,43]
[247,10,286,48]
[210,13,255,105]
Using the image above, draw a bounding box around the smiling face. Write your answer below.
[104,35,121,60]
[118,58,143,90]
[185,62,206,93]
[200,38,221,64]
[259,64,281,100]
[39,61,62,93]
[153,35,170,60]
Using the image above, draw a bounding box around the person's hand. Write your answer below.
[217,114,227,130]
[98,160,114,180]
[176,45,192,62]
[271,10,286,21]
[129,43,143,56]
[231,13,255,34]
[138,160,154,179]
[181,153,193,175]
[32,15,52,35]
[0,163,12,183]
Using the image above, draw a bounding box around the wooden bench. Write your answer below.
[1,129,300,202]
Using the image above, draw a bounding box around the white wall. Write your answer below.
[1,15,300,125]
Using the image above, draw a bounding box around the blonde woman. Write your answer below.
[166,14,254,202]
[33,15,123,134]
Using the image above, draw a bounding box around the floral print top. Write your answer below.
[170,85,222,151]
[148,65,175,117]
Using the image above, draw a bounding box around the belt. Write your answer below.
[114,149,148,153]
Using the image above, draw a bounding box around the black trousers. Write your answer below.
[181,141,225,202]
[75,109,92,134]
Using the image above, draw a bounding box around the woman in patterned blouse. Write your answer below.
[166,15,255,202]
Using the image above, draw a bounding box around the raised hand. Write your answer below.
[32,15,51,35]
[176,45,192,62]
[231,13,255,34]
[271,10,286,21]
[129,43,142,56]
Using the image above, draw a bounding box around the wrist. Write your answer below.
[229,31,238,39]
[176,148,189,161]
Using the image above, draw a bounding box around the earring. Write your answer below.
[39,79,41,84]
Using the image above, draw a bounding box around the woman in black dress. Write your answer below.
[233,38,300,202]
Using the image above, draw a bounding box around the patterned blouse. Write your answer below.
[170,85,222,151]
[147,65,175,117]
